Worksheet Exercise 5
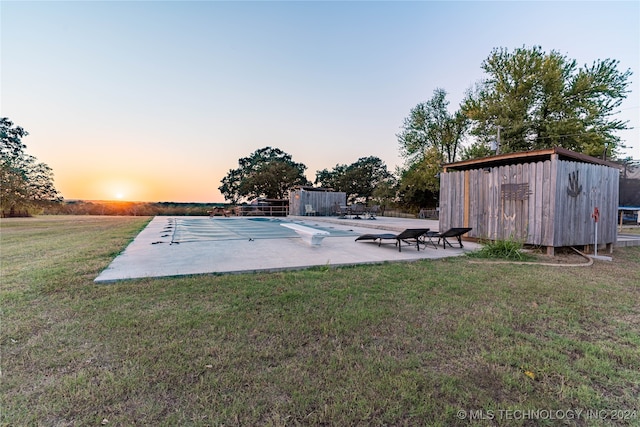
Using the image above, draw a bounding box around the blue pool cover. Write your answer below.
[169,217,358,243]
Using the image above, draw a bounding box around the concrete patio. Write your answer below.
[95,215,480,283]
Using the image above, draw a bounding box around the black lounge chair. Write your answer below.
[366,205,380,220]
[425,227,473,249]
[355,228,430,252]
[333,203,348,218]
[350,204,365,219]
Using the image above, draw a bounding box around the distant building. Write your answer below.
[619,160,640,206]
[289,186,346,216]
[618,160,640,224]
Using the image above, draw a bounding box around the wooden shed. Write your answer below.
[439,148,620,255]
[289,186,347,216]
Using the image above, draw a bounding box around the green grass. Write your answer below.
[2,216,640,426]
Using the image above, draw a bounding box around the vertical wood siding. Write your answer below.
[439,159,619,247]
[553,160,619,246]
[289,190,346,216]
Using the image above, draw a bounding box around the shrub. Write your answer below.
[469,237,533,261]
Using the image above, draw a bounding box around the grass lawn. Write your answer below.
[2,216,639,426]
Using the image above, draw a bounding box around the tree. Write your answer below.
[396,89,468,209]
[463,46,632,158]
[218,168,244,205]
[459,141,494,161]
[397,88,469,166]
[315,156,394,204]
[315,163,348,192]
[397,146,442,209]
[1,118,62,217]
[370,178,398,211]
[218,147,310,202]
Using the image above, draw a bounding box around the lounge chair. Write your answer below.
[355,228,430,252]
[366,205,380,220]
[350,204,365,219]
[333,203,341,217]
[425,227,473,249]
[334,203,349,218]
[304,204,316,216]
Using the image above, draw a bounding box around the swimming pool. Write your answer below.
[168,217,358,243]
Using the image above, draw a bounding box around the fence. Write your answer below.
[234,205,289,217]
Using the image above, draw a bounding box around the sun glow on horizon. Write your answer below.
[58,174,150,202]
[57,173,221,203]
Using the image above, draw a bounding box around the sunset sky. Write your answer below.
[2,1,638,203]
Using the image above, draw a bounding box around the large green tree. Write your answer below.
[463,46,632,158]
[397,146,442,209]
[219,147,310,203]
[1,118,62,217]
[315,156,394,204]
[314,164,348,193]
[396,89,467,208]
[397,88,469,166]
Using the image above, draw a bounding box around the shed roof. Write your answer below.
[443,147,621,172]
[292,186,341,192]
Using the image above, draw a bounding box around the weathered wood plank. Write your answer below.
[515,163,524,241]
[468,169,477,235]
[534,161,544,245]
[439,155,618,250]
[521,162,530,242]
[476,169,486,238]
[455,170,464,226]
[549,155,559,247]
[439,172,450,231]
[541,160,552,246]
[463,170,470,228]
[527,161,537,244]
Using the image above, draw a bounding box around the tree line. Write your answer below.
[2,46,633,216]
[218,147,397,206]
[222,46,632,210]
[44,201,223,216]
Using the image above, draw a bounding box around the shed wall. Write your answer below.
[289,189,346,216]
[553,160,618,246]
[439,159,618,248]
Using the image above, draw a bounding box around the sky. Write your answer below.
[2,1,639,203]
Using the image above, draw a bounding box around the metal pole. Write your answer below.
[594,220,598,257]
